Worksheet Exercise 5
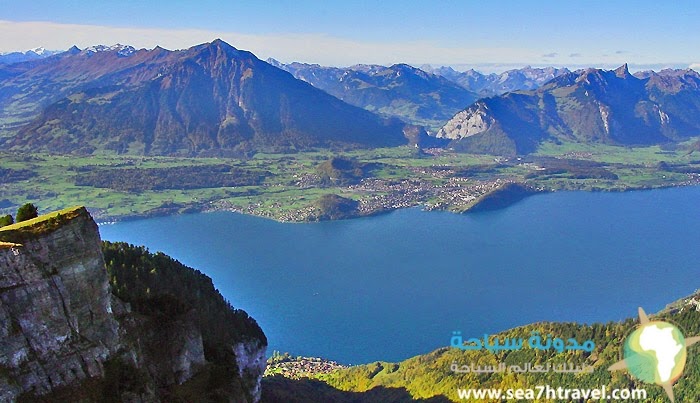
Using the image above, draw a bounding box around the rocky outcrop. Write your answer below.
[118,309,207,387]
[0,207,119,401]
[234,341,268,402]
[0,207,267,402]
[436,102,496,140]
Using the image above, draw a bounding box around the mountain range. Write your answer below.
[437,64,700,155]
[0,40,415,156]
[2,40,700,157]
[267,59,478,128]
[422,65,571,96]
[0,48,63,64]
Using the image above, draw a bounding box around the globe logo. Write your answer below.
[609,307,699,402]
[624,322,686,384]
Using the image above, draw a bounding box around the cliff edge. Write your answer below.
[0,207,266,402]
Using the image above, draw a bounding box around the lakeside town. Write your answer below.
[265,352,348,379]
[205,161,700,223]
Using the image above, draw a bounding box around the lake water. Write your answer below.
[99,187,700,364]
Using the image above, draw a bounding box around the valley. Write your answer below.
[2,2,700,402]
[3,40,700,226]
[2,139,700,223]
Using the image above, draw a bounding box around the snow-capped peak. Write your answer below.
[0,47,61,56]
[82,44,136,57]
[29,47,47,55]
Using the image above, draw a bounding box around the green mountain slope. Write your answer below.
[265,296,700,402]
[1,40,413,155]
[437,65,700,155]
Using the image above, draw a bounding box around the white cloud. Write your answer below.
[0,20,693,73]
[690,63,700,71]
[0,19,544,68]
[0,20,230,53]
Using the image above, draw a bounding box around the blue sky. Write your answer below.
[1,0,698,72]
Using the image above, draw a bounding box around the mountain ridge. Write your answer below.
[1,39,415,155]
[436,65,700,155]
[422,65,571,96]
[268,59,479,129]
[0,48,64,64]
[4,42,700,156]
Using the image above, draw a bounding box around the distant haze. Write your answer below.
[0,1,698,70]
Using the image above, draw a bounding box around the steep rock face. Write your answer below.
[0,208,119,400]
[437,102,495,139]
[234,341,268,402]
[0,207,267,402]
[118,309,207,387]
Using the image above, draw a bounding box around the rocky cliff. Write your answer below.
[0,207,119,400]
[0,207,266,402]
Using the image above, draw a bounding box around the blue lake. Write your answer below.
[99,187,700,364]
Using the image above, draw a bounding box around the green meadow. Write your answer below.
[2,138,699,222]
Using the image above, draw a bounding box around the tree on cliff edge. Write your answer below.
[16,203,38,222]
[0,214,13,228]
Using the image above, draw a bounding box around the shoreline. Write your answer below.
[91,188,697,365]
[264,288,700,375]
[93,181,699,226]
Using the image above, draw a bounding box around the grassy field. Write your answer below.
[1,139,699,223]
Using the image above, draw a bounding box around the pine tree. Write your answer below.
[16,203,38,222]
[0,214,13,228]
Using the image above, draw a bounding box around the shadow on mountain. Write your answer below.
[261,376,452,403]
